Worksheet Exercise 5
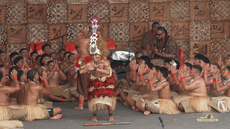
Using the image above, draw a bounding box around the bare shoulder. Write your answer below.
[30,84,43,91]
[86,61,93,66]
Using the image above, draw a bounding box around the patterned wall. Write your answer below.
[0,0,229,63]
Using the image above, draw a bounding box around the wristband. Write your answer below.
[201,76,204,78]
[137,74,140,77]
[61,98,65,102]
[131,70,136,72]
[147,79,152,83]
[171,73,176,77]
[139,74,143,77]
[13,77,17,80]
[58,69,61,72]
[27,66,30,69]
[41,81,44,84]
[21,66,24,70]
[179,80,182,83]
[204,72,207,75]
[80,33,84,37]
[44,81,48,84]
[79,101,84,104]
[216,79,219,82]
[181,77,185,80]
[220,65,222,68]
[213,79,216,82]
[52,69,55,73]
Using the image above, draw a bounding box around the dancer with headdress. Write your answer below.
[78,17,116,122]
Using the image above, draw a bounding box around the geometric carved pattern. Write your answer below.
[149,21,171,36]
[176,40,190,60]
[129,2,149,22]
[189,21,211,41]
[0,25,7,44]
[210,39,230,63]
[190,41,210,59]
[48,24,67,44]
[130,22,148,41]
[6,5,27,25]
[149,2,170,21]
[28,5,47,24]
[28,0,47,4]
[67,5,88,23]
[88,3,109,23]
[190,2,210,21]
[0,6,6,24]
[109,22,129,42]
[27,24,48,44]
[67,0,88,4]
[211,21,230,39]
[7,25,26,44]
[210,1,230,21]
[47,4,67,24]
[7,44,27,53]
[109,0,128,3]
[171,21,189,40]
[170,1,189,21]
[109,4,128,22]
[67,23,88,43]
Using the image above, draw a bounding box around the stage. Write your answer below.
[23,101,229,129]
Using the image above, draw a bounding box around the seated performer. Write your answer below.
[14,56,30,70]
[23,69,62,121]
[28,52,38,68]
[79,19,116,122]
[58,49,66,65]
[59,51,71,72]
[37,54,51,76]
[209,66,230,112]
[152,27,179,65]
[0,69,27,121]
[45,60,75,102]
[19,48,29,63]
[171,65,211,113]
[142,22,160,57]
[50,52,58,61]
[34,55,41,70]
[137,67,180,115]
[166,60,180,92]
[42,44,52,55]
[0,51,7,66]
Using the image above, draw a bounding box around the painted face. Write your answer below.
[209,64,216,73]
[48,62,55,71]
[17,59,24,68]
[0,53,6,63]
[164,63,170,71]
[152,67,158,75]
[43,46,51,54]
[139,59,145,65]
[91,54,101,63]
[156,70,162,80]
[190,68,198,76]
[42,56,50,65]
[59,51,65,60]
[182,64,188,72]
[31,53,38,62]
[198,60,205,68]
[21,50,28,58]
[194,58,199,65]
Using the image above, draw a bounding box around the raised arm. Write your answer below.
[39,71,51,96]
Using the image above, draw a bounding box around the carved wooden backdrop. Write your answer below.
[0,0,229,62]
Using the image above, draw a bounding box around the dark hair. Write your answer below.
[152,22,159,29]
[47,60,54,66]
[0,71,3,81]
[174,60,180,70]
[154,66,160,72]
[68,53,75,59]
[14,56,23,65]
[27,69,37,81]
[10,52,20,62]
[148,63,154,69]
[159,67,168,78]
[194,54,204,60]
[192,65,202,74]
[40,54,50,66]
[0,64,4,69]
[17,70,24,81]
[9,66,19,80]
[157,26,168,51]
[184,62,192,70]
[19,48,27,53]
[50,52,56,55]
[139,56,150,65]
[0,51,6,55]
[30,51,38,57]
[35,55,41,61]
[42,44,51,51]
[64,51,71,58]
[212,63,220,70]
[226,66,230,72]
[59,49,66,53]
[200,56,210,64]
[164,58,172,63]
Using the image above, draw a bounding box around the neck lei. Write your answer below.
[185,74,190,77]
[19,82,25,85]
[29,81,36,84]
[155,79,166,87]
[41,66,46,70]
[189,76,200,84]
[93,59,103,65]
[223,79,230,85]
[0,84,2,87]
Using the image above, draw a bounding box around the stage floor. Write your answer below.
[23,101,229,129]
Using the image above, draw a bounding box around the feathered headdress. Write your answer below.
[89,17,100,55]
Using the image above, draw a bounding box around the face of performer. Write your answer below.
[36,57,41,65]
[156,30,165,40]
[59,50,65,60]
[31,53,38,62]
[222,68,229,77]
[152,24,160,33]
[198,60,206,68]
[226,56,230,66]
[91,54,101,63]
[69,54,75,63]
[42,56,50,66]
[152,67,157,75]
[0,53,6,63]
[182,64,189,72]
[64,53,70,62]
[48,62,55,71]
[194,58,199,65]
[209,64,217,73]
[51,53,57,61]
[164,62,171,71]
[11,55,19,63]
[16,59,24,68]
[156,70,163,80]
[190,68,199,77]
[43,46,51,54]
[33,73,39,82]
[135,53,143,64]
[20,50,28,58]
